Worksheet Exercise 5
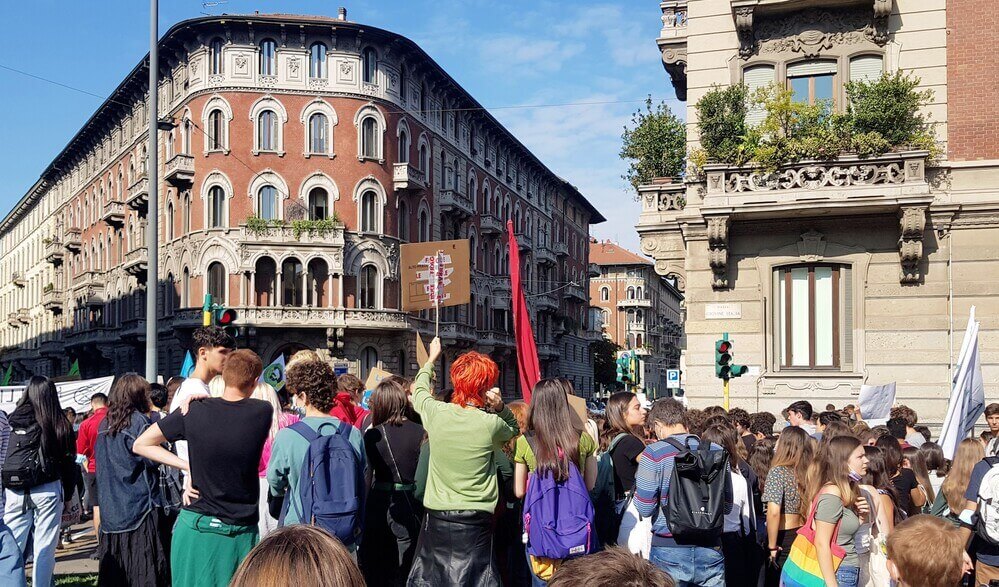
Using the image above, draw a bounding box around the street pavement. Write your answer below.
[25,522,100,577]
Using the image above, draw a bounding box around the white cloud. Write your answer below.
[477,35,585,75]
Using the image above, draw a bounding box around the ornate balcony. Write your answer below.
[16,308,30,324]
[480,329,515,349]
[44,239,64,265]
[439,189,475,218]
[581,328,605,342]
[536,245,556,266]
[535,294,559,312]
[564,284,587,302]
[122,318,146,343]
[341,308,410,330]
[658,0,688,100]
[39,339,64,357]
[11,272,25,288]
[102,200,125,227]
[236,223,346,273]
[588,262,601,278]
[479,214,503,235]
[515,231,533,251]
[393,163,427,192]
[43,287,64,314]
[124,248,148,280]
[536,343,559,359]
[164,153,195,186]
[618,298,653,309]
[127,174,149,213]
[439,321,477,346]
[552,241,569,257]
[6,313,18,328]
[64,228,82,253]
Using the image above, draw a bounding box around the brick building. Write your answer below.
[0,12,604,396]
[638,0,999,421]
[589,239,683,395]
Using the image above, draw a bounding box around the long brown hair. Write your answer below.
[526,378,583,483]
[903,445,935,504]
[230,525,366,587]
[748,437,775,492]
[701,424,743,470]
[943,438,984,513]
[370,376,413,427]
[862,446,902,524]
[603,391,641,443]
[804,435,861,510]
[771,426,812,500]
[106,374,151,436]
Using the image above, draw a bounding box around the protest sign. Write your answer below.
[416,332,429,366]
[859,382,896,423]
[0,376,114,415]
[364,366,395,393]
[400,240,471,311]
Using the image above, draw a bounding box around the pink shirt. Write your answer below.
[259,411,300,477]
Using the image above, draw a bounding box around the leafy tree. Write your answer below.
[592,338,622,390]
[620,97,686,192]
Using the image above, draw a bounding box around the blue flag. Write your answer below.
[180,351,195,378]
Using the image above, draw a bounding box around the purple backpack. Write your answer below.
[522,434,595,559]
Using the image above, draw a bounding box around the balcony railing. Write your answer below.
[479,214,503,235]
[6,313,18,328]
[587,262,601,278]
[43,288,64,314]
[11,272,25,288]
[238,224,345,246]
[564,284,587,302]
[45,239,64,265]
[39,339,64,356]
[552,241,569,257]
[439,189,475,218]
[480,330,515,348]
[618,298,653,308]
[16,309,30,324]
[439,322,477,344]
[393,163,427,191]
[164,153,195,186]
[536,343,559,358]
[535,294,559,312]
[102,200,125,227]
[515,231,533,250]
[658,1,688,100]
[64,228,82,252]
[124,248,148,279]
[536,246,556,266]
[127,174,149,213]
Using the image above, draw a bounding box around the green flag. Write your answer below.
[67,360,80,377]
[0,365,12,386]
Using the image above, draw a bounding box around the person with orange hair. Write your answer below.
[407,337,520,586]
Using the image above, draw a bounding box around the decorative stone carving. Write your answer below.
[385,242,400,280]
[289,58,300,76]
[308,78,329,90]
[707,216,730,290]
[260,74,278,88]
[737,6,888,60]
[660,46,688,101]
[726,161,905,193]
[898,206,927,284]
[340,62,353,75]
[797,230,826,262]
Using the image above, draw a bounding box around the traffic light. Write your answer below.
[214,306,238,339]
[616,353,633,384]
[202,294,213,327]
[715,333,748,380]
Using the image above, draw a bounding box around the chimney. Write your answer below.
[337,7,347,21]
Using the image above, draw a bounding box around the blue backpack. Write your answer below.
[285,420,364,546]
[522,434,595,559]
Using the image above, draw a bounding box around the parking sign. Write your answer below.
[666,369,681,389]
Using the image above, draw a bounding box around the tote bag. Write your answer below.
[780,493,846,587]
[860,490,892,587]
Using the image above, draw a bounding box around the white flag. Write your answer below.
[939,307,986,459]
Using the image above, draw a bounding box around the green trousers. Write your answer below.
[171,509,259,587]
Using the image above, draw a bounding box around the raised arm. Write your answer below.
[132,423,189,472]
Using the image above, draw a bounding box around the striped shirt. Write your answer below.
[0,410,9,511]
[634,433,732,544]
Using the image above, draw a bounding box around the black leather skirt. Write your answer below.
[407,509,500,587]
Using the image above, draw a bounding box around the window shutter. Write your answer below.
[787,60,837,77]
[850,55,884,84]
[842,267,853,370]
[743,65,775,127]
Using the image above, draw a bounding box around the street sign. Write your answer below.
[666,369,681,389]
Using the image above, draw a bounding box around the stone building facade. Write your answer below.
[638,0,999,422]
[589,239,683,396]
[0,12,604,396]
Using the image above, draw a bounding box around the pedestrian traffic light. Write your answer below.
[214,306,238,338]
[715,333,748,380]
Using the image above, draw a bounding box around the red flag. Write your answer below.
[507,220,540,402]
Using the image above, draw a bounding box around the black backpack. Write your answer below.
[663,436,729,541]
[1,420,49,490]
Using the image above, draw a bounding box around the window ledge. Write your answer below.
[764,370,864,380]
[253,149,286,157]
[304,152,336,160]
[203,149,230,157]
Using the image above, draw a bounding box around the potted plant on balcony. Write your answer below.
[620,97,686,195]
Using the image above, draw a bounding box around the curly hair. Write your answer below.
[286,359,336,414]
[449,351,499,408]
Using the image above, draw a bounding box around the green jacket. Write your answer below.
[410,362,519,512]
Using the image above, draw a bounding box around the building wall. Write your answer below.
[946,0,999,160]
[0,14,602,395]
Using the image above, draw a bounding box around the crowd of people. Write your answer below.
[0,326,992,586]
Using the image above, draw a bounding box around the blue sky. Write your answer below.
[0,0,682,251]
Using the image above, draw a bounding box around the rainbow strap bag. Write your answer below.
[780,494,846,587]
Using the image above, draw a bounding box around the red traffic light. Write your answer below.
[716,340,731,353]
[217,309,237,325]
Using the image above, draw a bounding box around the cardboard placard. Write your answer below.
[416,333,429,366]
[400,239,471,311]
[567,393,588,430]
[364,367,395,393]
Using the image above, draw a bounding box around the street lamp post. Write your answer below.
[145,0,159,380]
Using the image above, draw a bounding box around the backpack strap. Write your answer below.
[334,420,352,439]
[524,431,538,458]
[289,421,320,444]
[662,437,688,455]
[606,433,629,456]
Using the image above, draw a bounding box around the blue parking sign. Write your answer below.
[666,369,681,389]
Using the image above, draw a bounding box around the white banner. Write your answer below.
[0,376,115,415]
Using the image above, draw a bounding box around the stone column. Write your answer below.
[276,271,283,306]
[248,271,256,306]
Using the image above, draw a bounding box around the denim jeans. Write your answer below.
[650,545,726,587]
[835,564,860,587]
[4,480,64,587]
[0,519,27,587]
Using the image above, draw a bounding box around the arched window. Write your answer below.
[258,185,279,220]
[627,286,635,299]
[398,129,410,163]
[257,110,278,151]
[600,287,609,301]
[281,258,304,307]
[208,186,225,228]
[208,110,225,151]
[166,203,174,240]
[309,42,327,79]
[360,190,378,233]
[309,188,328,220]
[361,117,379,159]
[450,159,459,191]
[207,262,226,302]
[399,67,408,104]
[307,259,329,307]
[362,47,377,84]
[182,193,191,234]
[182,119,193,154]
[418,208,429,242]
[359,346,379,382]
[636,286,644,299]
[182,267,190,307]
[259,39,277,76]
[470,235,477,269]
[359,265,379,309]
[398,200,410,242]
[309,113,328,154]
[418,143,428,171]
[254,257,276,306]
[209,37,224,75]
[420,83,429,116]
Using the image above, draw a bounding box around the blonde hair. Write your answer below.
[230,525,366,587]
[804,435,861,511]
[251,382,282,440]
[208,374,225,398]
[287,350,322,370]
[943,438,984,513]
[886,515,964,587]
